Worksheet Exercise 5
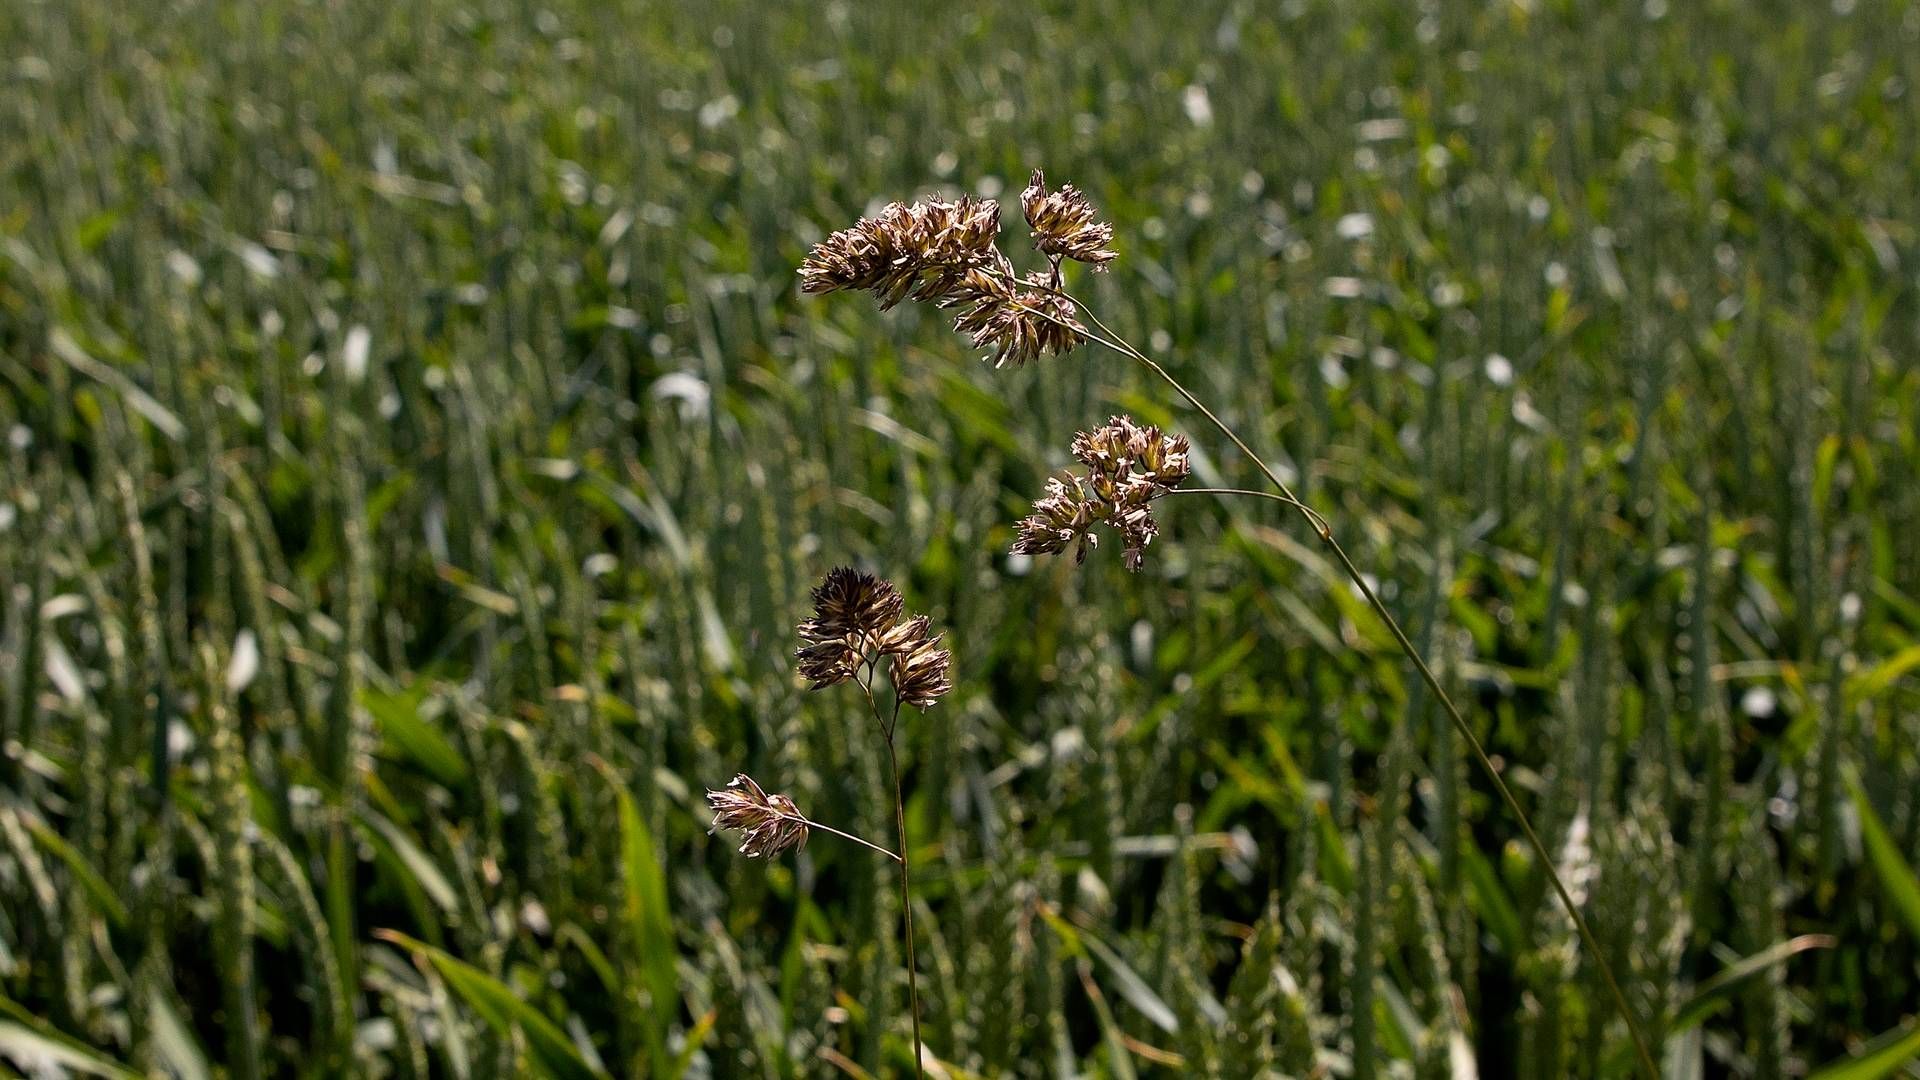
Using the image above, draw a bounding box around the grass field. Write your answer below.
[4,0,1920,1076]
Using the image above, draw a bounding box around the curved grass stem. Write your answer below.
[1036,287,1658,1080]
[1154,487,1331,538]
[792,812,902,862]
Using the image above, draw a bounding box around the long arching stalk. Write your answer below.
[1023,282,1659,1080]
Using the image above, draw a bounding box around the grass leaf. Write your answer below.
[1847,773,1920,943]
[14,808,129,927]
[1667,935,1836,1033]
[1807,1024,1920,1080]
[0,1021,139,1079]
[376,930,606,1080]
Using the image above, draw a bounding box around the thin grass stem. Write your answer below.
[792,813,902,862]
[1153,487,1331,537]
[861,675,927,1080]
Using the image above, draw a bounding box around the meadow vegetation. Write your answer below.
[3,0,1920,1076]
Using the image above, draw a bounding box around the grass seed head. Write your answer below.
[950,267,1088,368]
[889,632,953,710]
[796,567,905,688]
[1012,416,1191,571]
[799,195,1005,309]
[1020,169,1116,270]
[794,567,953,708]
[708,774,810,858]
[877,613,935,656]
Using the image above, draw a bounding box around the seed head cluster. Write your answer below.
[799,195,1003,310]
[796,567,951,710]
[1020,170,1116,270]
[800,168,1115,368]
[707,774,810,858]
[1012,416,1192,571]
[948,252,1089,368]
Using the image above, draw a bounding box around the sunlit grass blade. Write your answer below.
[1667,934,1835,1035]
[0,1020,139,1079]
[587,755,676,1071]
[375,930,607,1080]
[1807,1023,1920,1080]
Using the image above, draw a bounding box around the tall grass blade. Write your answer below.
[375,931,607,1080]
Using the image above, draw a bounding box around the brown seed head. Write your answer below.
[707,774,810,858]
[799,196,1005,309]
[1012,416,1191,572]
[1073,415,1190,488]
[796,567,904,688]
[876,613,935,656]
[803,566,904,637]
[794,568,954,709]
[1010,475,1100,563]
[890,634,953,710]
[1021,170,1116,270]
[795,638,862,688]
[950,268,1088,368]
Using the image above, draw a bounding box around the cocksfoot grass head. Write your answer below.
[1020,169,1116,270]
[707,774,810,858]
[1012,415,1191,571]
[801,169,1110,368]
[889,633,953,710]
[949,261,1088,368]
[795,566,951,709]
[799,195,1003,310]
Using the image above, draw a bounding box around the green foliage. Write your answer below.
[377,931,606,1080]
[3,0,1919,1076]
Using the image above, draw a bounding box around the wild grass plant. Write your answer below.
[2,0,1920,1077]
[710,567,952,1077]
[797,169,1658,1072]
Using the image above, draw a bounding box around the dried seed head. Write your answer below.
[1072,415,1191,488]
[797,182,1102,368]
[876,613,934,656]
[793,567,954,709]
[796,567,905,688]
[949,267,1088,368]
[1021,170,1116,270]
[804,566,905,637]
[1010,476,1101,563]
[708,774,810,858]
[1011,416,1191,571]
[795,638,862,688]
[890,634,953,710]
[799,196,1005,309]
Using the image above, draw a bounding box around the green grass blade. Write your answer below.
[1807,1024,1920,1080]
[1846,773,1920,942]
[1077,961,1142,1080]
[358,806,460,915]
[1666,935,1836,1034]
[0,1020,140,1079]
[1843,645,1920,709]
[587,756,675,1073]
[149,989,211,1080]
[14,807,130,927]
[364,687,470,787]
[376,930,606,1080]
[669,1009,717,1080]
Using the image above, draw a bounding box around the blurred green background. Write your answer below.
[3,0,1920,1076]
